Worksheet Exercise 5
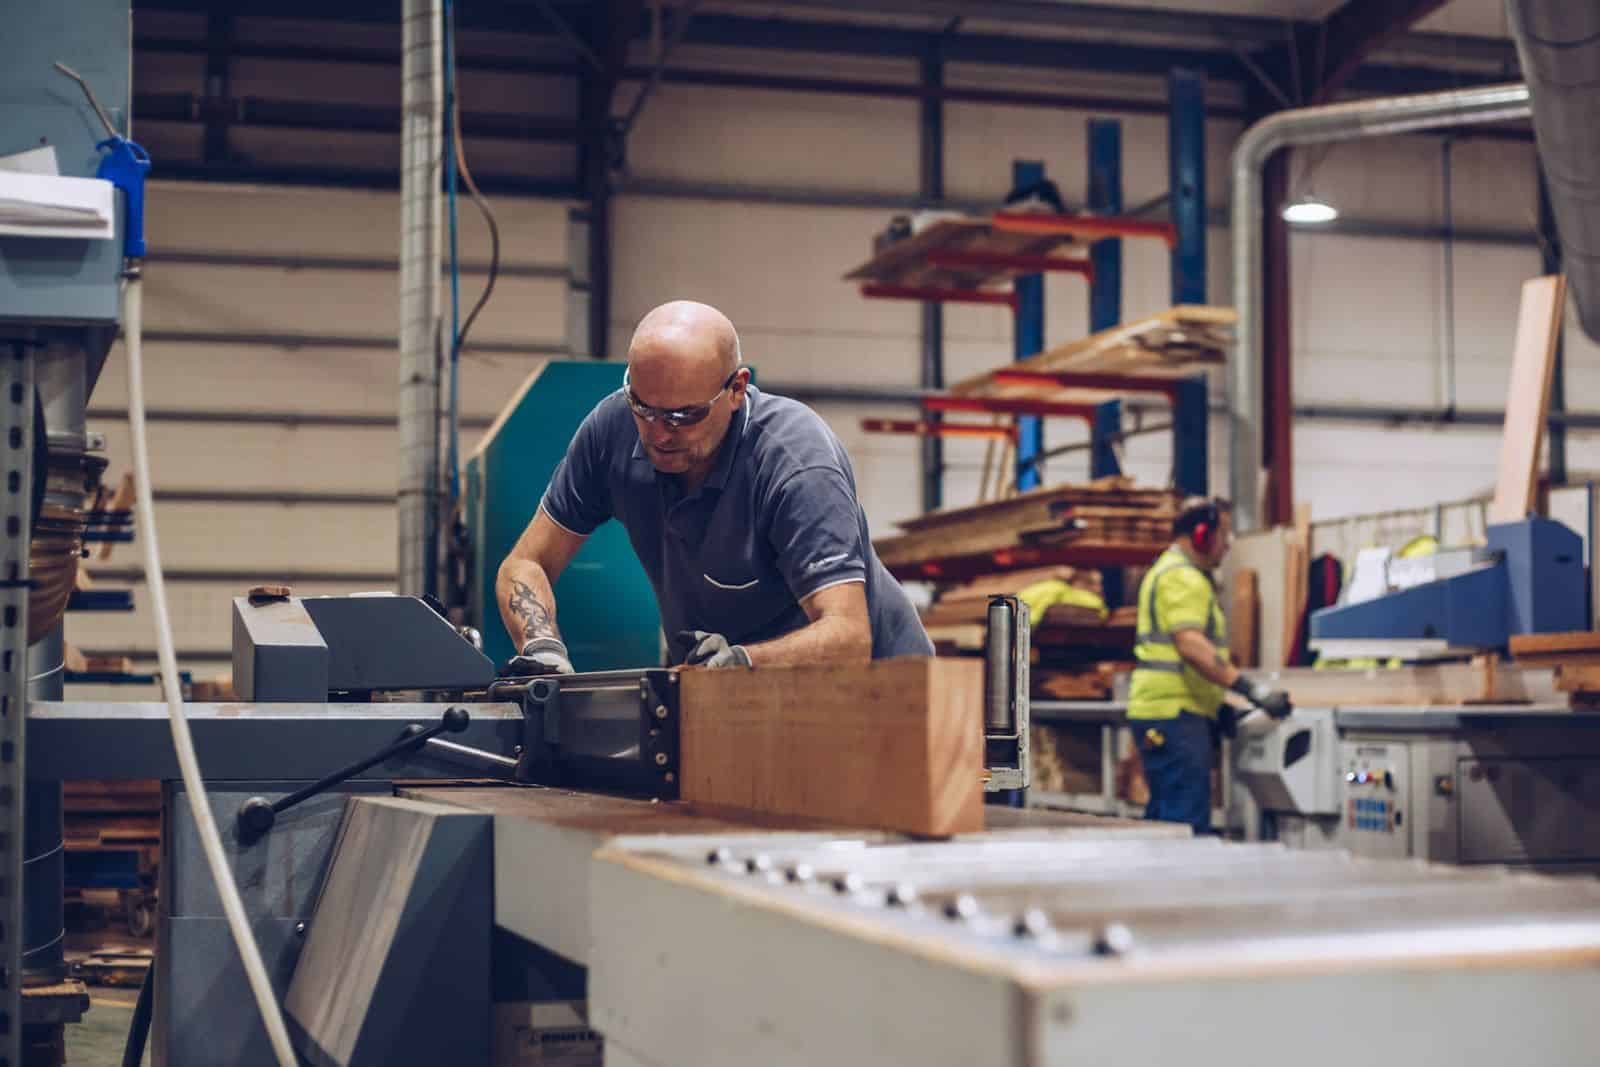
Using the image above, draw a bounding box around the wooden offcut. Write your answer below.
[1489,275,1567,524]
[678,658,985,836]
[1230,568,1259,669]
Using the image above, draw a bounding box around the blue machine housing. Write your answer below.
[1309,517,1588,652]
[464,361,662,672]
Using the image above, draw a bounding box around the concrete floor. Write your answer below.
[63,924,149,1066]
[65,986,139,1066]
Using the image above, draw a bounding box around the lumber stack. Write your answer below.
[950,305,1235,404]
[876,477,1180,580]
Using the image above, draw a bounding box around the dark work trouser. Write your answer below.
[1134,709,1216,834]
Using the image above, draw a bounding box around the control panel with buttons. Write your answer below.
[1339,743,1409,858]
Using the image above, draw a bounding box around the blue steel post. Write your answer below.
[1168,69,1208,499]
[1174,375,1209,496]
[1088,119,1125,606]
[1013,160,1047,491]
[1087,119,1124,475]
[1167,68,1207,306]
[920,44,945,512]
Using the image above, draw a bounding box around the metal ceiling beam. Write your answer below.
[1305,0,1458,102]
[130,2,1514,103]
[699,0,1517,69]
[131,0,1516,69]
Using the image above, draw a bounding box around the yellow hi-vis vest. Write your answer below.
[1128,545,1229,721]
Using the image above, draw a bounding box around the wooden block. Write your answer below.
[1554,664,1600,694]
[1510,631,1600,659]
[1490,275,1567,524]
[1230,568,1259,669]
[678,658,985,836]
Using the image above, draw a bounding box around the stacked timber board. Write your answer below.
[843,217,1085,290]
[875,478,1180,581]
[950,305,1235,405]
[919,566,1137,702]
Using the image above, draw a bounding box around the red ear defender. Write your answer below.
[1192,521,1213,554]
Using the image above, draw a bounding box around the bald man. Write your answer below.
[496,300,934,673]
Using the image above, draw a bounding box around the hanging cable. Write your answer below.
[444,0,463,506]
[443,0,502,508]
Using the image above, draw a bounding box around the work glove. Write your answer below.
[1216,703,1238,739]
[1231,675,1292,719]
[678,630,752,669]
[507,635,575,677]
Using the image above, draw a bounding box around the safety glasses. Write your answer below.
[622,367,741,428]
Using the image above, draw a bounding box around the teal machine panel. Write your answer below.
[0,0,129,326]
[466,361,661,671]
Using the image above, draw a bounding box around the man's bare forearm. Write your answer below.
[1173,628,1241,689]
[741,615,871,668]
[496,559,562,651]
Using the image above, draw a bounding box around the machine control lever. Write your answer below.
[236,707,471,839]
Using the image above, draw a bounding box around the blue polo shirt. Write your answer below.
[540,384,933,662]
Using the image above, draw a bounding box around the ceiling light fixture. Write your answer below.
[1281,194,1339,224]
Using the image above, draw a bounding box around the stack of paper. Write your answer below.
[0,167,114,240]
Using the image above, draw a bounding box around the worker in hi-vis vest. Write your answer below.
[1129,497,1293,832]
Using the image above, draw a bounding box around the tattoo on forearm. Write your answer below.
[1215,651,1228,670]
[509,579,558,640]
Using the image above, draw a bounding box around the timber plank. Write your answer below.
[1510,631,1600,659]
[843,218,1084,290]
[950,305,1235,402]
[1489,275,1566,524]
[678,659,985,836]
[1258,664,1557,707]
[1231,568,1259,669]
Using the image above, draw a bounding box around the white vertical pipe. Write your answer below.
[1229,83,1531,530]
[399,0,444,595]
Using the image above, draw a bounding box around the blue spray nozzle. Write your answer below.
[95,136,150,260]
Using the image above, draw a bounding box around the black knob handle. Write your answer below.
[237,706,472,841]
[238,796,276,836]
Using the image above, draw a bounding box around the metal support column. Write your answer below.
[1261,150,1293,525]
[920,45,946,512]
[0,343,32,1067]
[1539,164,1567,487]
[1168,68,1208,305]
[579,73,614,359]
[1013,160,1047,492]
[1174,375,1209,496]
[1085,117,1125,604]
[1087,119,1122,333]
[398,0,444,599]
[203,8,234,164]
